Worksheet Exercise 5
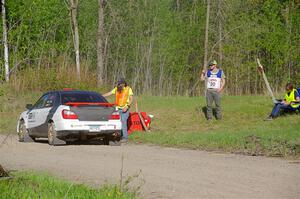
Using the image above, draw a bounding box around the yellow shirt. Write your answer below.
[111,86,133,108]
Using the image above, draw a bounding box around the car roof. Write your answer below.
[43,90,102,96]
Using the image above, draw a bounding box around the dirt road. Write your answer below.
[1,134,299,199]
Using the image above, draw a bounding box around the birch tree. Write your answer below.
[203,0,210,71]
[97,0,105,86]
[68,0,81,78]
[217,0,223,66]
[1,0,9,82]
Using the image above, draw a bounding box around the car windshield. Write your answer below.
[61,92,107,104]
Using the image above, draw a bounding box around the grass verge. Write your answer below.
[0,171,136,199]
[1,84,299,157]
[131,95,300,157]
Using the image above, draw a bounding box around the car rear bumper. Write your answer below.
[54,120,122,132]
[56,130,121,140]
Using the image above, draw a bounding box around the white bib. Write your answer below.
[207,77,221,89]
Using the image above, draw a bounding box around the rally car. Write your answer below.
[17,89,122,145]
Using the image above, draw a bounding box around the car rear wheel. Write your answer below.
[48,122,66,146]
[18,120,34,142]
[104,134,121,146]
[109,140,121,146]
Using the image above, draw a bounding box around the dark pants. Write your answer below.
[206,89,222,119]
[270,103,297,118]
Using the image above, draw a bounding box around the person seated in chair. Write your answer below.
[265,83,300,121]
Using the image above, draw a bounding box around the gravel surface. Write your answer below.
[1,134,300,199]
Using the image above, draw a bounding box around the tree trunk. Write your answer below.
[284,5,291,80]
[201,0,211,96]
[158,55,166,96]
[97,0,105,86]
[69,0,80,79]
[2,0,9,82]
[217,0,223,66]
[187,0,211,96]
[203,0,210,71]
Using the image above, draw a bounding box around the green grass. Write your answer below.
[0,171,136,199]
[131,95,300,157]
[1,84,299,157]
[0,85,42,134]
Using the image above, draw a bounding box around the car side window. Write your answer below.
[33,95,47,109]
[43,93,56,108]
[33,93,56,109]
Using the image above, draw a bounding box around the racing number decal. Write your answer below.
[209,81,216,87]
[207,78,221,89]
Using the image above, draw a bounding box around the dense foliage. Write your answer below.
[0,0,299,95]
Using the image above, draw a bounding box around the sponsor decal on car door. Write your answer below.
[28,107,52,129]
[27,94,56,134]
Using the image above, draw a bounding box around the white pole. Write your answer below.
[257,58,276,103]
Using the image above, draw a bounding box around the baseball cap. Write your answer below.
[209,60,217,66]
[117,78,126,85]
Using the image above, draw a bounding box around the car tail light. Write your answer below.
[109,111,120,120]
[62,109,78,119]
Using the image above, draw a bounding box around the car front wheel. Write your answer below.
[18,120,34,142]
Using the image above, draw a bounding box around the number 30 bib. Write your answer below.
[206,70,222,89]
[207,77,221,89]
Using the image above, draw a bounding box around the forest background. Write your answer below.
[0,0,299,96]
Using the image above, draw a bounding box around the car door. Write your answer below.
[27,95,46,129]
[27,93,56,137]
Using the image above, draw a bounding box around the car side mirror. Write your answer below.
[26,104,33,110]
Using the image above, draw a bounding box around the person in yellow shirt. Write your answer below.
[265,82,300,121]
[103,78,133,142]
